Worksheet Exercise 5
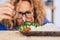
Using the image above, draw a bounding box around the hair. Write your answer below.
[15,0,45,25]
[32,0,45,25]
[2,0,45,30]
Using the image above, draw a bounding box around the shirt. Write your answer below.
[0,22,8,30]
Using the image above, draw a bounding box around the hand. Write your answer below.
[0,3,15,21]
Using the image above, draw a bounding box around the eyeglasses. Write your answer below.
[16,11,34,22]
[18,11,31,15]
[17,11,32,18]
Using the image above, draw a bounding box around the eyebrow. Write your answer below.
[18,11,31,13]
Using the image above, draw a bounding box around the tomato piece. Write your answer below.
[23,27,31,32]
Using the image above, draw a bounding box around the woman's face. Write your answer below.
[16,1,34,25]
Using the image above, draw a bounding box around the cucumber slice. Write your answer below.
[24,21,32,26]
[31,22,39,27]
[19,24,25,31]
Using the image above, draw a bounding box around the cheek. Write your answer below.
[25,17,34,22]
[17,19,24,25]
[17,14,22,19]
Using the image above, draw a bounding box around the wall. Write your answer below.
[54,0,60,27]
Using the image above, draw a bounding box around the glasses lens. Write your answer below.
[26,11,32,17]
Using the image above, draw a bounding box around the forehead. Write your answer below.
[21,1,31,5]
[17,1,32,12]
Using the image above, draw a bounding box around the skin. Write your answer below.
[0,1,34,26]
[16,1,34,25]
[0,3,15,21]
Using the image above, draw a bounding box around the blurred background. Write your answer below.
[42,0,60,27]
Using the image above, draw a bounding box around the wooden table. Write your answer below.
[0,31,60,40]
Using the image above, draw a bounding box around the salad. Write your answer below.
[19,21,39,32]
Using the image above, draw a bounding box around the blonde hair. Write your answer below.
[15,0,45,25]
[32,0,45,25]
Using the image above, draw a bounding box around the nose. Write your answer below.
[22,15,25,22]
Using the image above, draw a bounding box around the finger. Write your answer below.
[0,7,13,12]
[4,3,14,9]
[0,7,15,17]
[0,10,13,17]
[0,15,12,20]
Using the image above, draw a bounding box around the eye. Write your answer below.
[18,12,23,14]
[25,11,31,14]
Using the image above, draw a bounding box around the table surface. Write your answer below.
[0,31,60,40]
